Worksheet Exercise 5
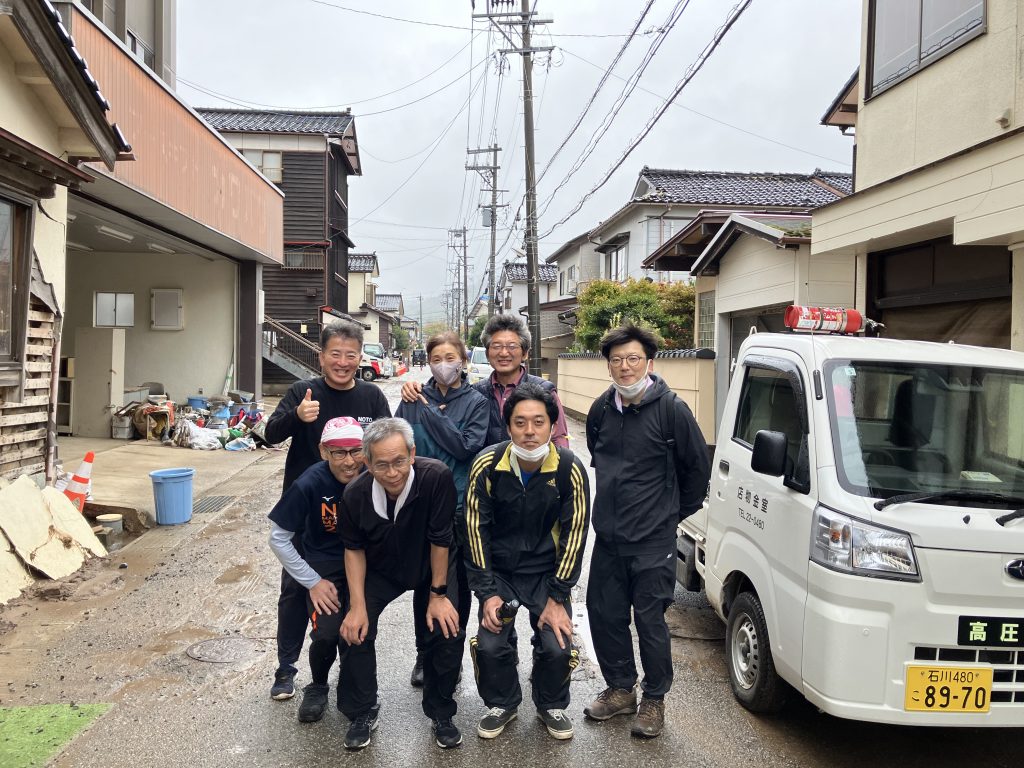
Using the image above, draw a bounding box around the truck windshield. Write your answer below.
[825,360,1024,501]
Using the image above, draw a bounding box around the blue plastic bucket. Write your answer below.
[187,395,207,410]
[150,467,195,525]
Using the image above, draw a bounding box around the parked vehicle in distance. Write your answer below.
[360,342,393,381]
[467,346,493,385]
[412,348,426,367]
[677,305,1024,727]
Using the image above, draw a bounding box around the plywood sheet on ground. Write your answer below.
[41,488,106,558]
[0,532,33,604]
[0,477,84,579]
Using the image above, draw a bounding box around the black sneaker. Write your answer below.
[432,717,463,749]
[410,652,424,687]
[477,707,517,739]
[270,670,295,700]
[344,700,381,750]
[537,708,574,740]
[297,684,329,723]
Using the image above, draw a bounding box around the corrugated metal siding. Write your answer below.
[282,152,326,241]
[69,7,283,262]
[263,265,324,326]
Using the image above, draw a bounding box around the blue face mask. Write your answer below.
[430,360,463,386]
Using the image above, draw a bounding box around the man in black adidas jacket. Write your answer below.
[583,323,710,739]
[463,383,590,741]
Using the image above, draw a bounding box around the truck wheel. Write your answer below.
[360,368,377,382]
[726,591,788,713]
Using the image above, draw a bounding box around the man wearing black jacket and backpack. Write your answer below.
[583,323,710,739]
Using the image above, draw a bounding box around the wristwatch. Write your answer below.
[429,584,448,596]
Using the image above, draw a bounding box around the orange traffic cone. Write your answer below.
[63,451,94,513]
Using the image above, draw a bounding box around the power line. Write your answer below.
[559,47,852,167]
[539,0,755,240]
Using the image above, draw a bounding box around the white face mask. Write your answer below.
[429,360,463,387]
[510,441,550,463]
[612,377,648,400]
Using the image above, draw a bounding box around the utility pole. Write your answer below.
[476,0,552,375]
[448,228,469,338]
[467,145,506,319]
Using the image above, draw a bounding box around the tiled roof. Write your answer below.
[196,108,354,135]
[634,167,852,208]
[374,293,402,313]
[348,253,376,272]
[503,262,558,283]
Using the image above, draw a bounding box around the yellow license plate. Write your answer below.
[904,666,993,712]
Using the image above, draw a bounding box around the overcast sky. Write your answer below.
[178,0,862,324]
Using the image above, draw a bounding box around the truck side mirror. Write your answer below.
[751,430,788,477]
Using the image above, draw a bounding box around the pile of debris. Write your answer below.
[0,476,107,605]
[113,390,270,451]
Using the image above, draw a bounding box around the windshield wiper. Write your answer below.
[874,489,1024,511]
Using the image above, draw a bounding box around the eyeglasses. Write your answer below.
[371,456,410,474]
[327,448,363,460]
[488,343,522,353]
[609,354,645,367]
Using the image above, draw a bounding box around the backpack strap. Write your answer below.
[587,394,611,452]
[660,392,678,491]
[554,446,575,502]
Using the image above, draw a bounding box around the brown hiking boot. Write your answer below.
[630,696,665,738]
[583,685,637,721]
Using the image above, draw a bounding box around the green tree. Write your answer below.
[467,316,487,348]
[573,278,696,352]
[393,325,410,352]
[421,321,448,342]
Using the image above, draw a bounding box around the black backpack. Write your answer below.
[587,390,678,491]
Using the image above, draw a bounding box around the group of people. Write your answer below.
[263,313,711,750]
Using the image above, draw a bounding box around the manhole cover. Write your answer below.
[186,637,263,663]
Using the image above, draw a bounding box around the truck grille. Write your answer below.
[914,646,1024,703]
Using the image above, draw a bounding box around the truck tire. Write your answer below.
[726,591,788,713]
[360,368,377,382]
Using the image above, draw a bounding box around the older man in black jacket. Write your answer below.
[583,323,710,739]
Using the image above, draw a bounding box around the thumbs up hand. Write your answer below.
[296,388,320,423]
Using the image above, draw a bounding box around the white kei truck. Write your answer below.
[676,311,1024,726]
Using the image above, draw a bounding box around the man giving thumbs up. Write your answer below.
[265,319,391,701]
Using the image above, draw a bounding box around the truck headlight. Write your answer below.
[810,507,919,580]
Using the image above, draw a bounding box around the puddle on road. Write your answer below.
[214,563,253,584]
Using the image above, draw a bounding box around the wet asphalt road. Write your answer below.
[2,369,1024,766]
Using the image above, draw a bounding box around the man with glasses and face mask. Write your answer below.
[338,418,465,751]
[463,383,590,741]
[267,417,366,724]
[583,323,710,739]
[400,314,569,449]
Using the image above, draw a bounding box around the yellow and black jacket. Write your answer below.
[462,441,590,603]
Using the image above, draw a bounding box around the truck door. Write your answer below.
[710,352,815,682]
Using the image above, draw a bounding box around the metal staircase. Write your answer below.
[262,316,320,380]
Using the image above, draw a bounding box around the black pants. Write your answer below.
[276,568,309,675]
[413,543,471,651]
[305,561,348,688]
[471,572,578,711]
[586,540,676,699]
[338,567,465,721]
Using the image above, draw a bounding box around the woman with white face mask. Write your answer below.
[396,331,490,686]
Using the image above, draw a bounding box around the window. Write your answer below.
[697,291,715,348]
[869,0,984,96]
[734,365,807,486]
[605,244,627,282]
[94,292,134,328]
[241,150,283,183]
[0,199,22,355]
[645,217,691,256]
[559,271,565,296]
[0,190,35,384]
[126,29,155,70]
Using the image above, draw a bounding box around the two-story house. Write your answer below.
[813,0,1020,350]
[52,3,282,439]
[198,107,361,387]
[496,261,558,313]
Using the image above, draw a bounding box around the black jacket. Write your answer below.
[462,442,590,603]
[265,377,391,490]
[586,374,710,553]
[339,456,456,590]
